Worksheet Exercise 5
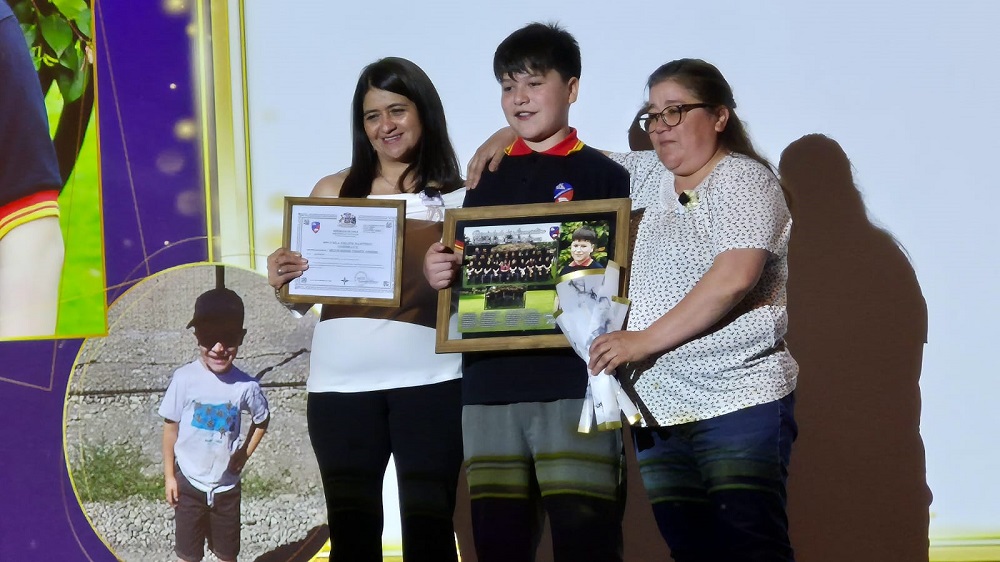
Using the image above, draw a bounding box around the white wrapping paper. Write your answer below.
[553,261,644,432]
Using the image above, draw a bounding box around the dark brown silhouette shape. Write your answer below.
[628,108,654,152]
[781,134,930,562]
[254,524,330,562]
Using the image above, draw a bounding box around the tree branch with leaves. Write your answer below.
[11,0,94,183]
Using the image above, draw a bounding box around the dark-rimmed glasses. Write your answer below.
[638,103,714,132]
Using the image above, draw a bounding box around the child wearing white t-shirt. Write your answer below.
[159,287,269,562]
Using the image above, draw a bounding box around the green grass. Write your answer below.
[45,85,107,337]
[457,289,557,333]
[242,466,292,497]
[72,443,290,503]
[73,443,162,502]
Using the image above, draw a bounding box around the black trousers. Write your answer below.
[307,379,464,562]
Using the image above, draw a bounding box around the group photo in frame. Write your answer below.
[436,198,631,353]
[280,197,405,307]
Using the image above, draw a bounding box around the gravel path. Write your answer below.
[83,495,327,561]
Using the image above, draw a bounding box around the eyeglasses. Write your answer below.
[638,103,714,132]
[195,329,245,349]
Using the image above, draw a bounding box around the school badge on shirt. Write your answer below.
[553,182,574,202]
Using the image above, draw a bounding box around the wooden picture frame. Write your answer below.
[280,197,405,307]
[436,198,631,353]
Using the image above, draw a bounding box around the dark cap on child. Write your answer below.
[187,287,245,329]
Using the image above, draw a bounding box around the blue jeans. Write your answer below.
[633,393,797,562]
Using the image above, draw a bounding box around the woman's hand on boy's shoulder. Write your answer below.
[466,128,516,189]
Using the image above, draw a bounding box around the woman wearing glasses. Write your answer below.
[468,58,798,561]
[593,59,798,562]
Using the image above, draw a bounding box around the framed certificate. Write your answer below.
[436,198,631,353]
[280,197,405,307]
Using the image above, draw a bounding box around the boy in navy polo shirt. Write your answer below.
[425,22,629,562]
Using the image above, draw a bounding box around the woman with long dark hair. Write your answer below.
[267,57,464,562]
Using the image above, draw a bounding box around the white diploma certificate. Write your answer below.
[282,197,405,307]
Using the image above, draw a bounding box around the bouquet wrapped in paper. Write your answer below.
[553,261,643,432]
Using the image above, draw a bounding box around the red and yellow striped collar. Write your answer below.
[504,128,585,157]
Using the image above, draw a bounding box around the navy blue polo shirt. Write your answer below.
[461,129,630,405]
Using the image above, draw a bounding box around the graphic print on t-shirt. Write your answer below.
[191,401,238,435]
